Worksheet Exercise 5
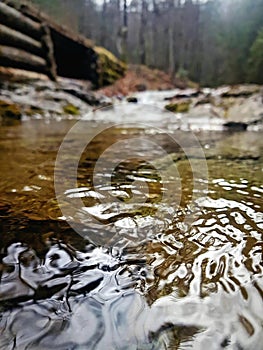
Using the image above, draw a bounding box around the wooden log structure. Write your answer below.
[0,2,42,40]
[0,1,56,80]
[0,23,43,57]
[40,24,57,80]
[0,45,46,73]
[0,0,126,86]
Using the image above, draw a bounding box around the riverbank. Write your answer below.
[0,71,262,133]
[97,64,193,97]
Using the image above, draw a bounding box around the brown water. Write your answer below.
[0,105,262,349]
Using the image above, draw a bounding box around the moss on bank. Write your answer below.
[0,99,21,119]
[95,46,126,87]
[63,103,80,115]
[165,100,191,113]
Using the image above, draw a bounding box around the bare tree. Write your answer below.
[139,0,148,65]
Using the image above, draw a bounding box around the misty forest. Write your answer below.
[27,0,263,86]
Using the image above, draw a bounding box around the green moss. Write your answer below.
[95,46,126,87]
[63,104,80,115]
[165,101,190,113]
[0,100,21,119]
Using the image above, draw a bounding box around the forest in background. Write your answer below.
[26,0,263,86]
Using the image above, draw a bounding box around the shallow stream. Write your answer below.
[0,98,262,349]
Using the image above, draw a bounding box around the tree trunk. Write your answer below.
[151,0,159,68]
[168,0,175,77]
[121,0,128,63]
[139,0,148,65]
[100,0,107,48]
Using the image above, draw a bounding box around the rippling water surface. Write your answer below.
[0,103,262,350]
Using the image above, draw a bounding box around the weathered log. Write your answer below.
[0,2,41,40]
[0,45,46,74]
[0,24,43,57]
[40,24,57,81]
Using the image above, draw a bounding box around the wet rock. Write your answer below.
[224,93,263,125]
[194,94,214,106]
[213,96,237,112]
[165,100,190,113]
[93,101,114,111]
[223,121,248,131]
[24,105,44,117]
[61,88,103,106]
[127,96,138,103]
[0,99,21,119]
[164,88,199,100]
[63,103,80,115]
[0,79,96,117]
[221,84,261,98]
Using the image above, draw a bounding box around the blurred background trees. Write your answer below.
[26,0,263,86]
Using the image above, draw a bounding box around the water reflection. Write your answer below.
[0,118,262,349]
[0,225,262,350]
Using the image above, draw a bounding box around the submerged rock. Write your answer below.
[204,131,262,160]
[0,99,21,119]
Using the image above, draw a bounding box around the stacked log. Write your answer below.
[0,2,41,39]
[0,45,46,73]
[0,1,126,85]
[0,1,56,80]
[0,24,43,57]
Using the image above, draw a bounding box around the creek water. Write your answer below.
[0,100,262,350]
